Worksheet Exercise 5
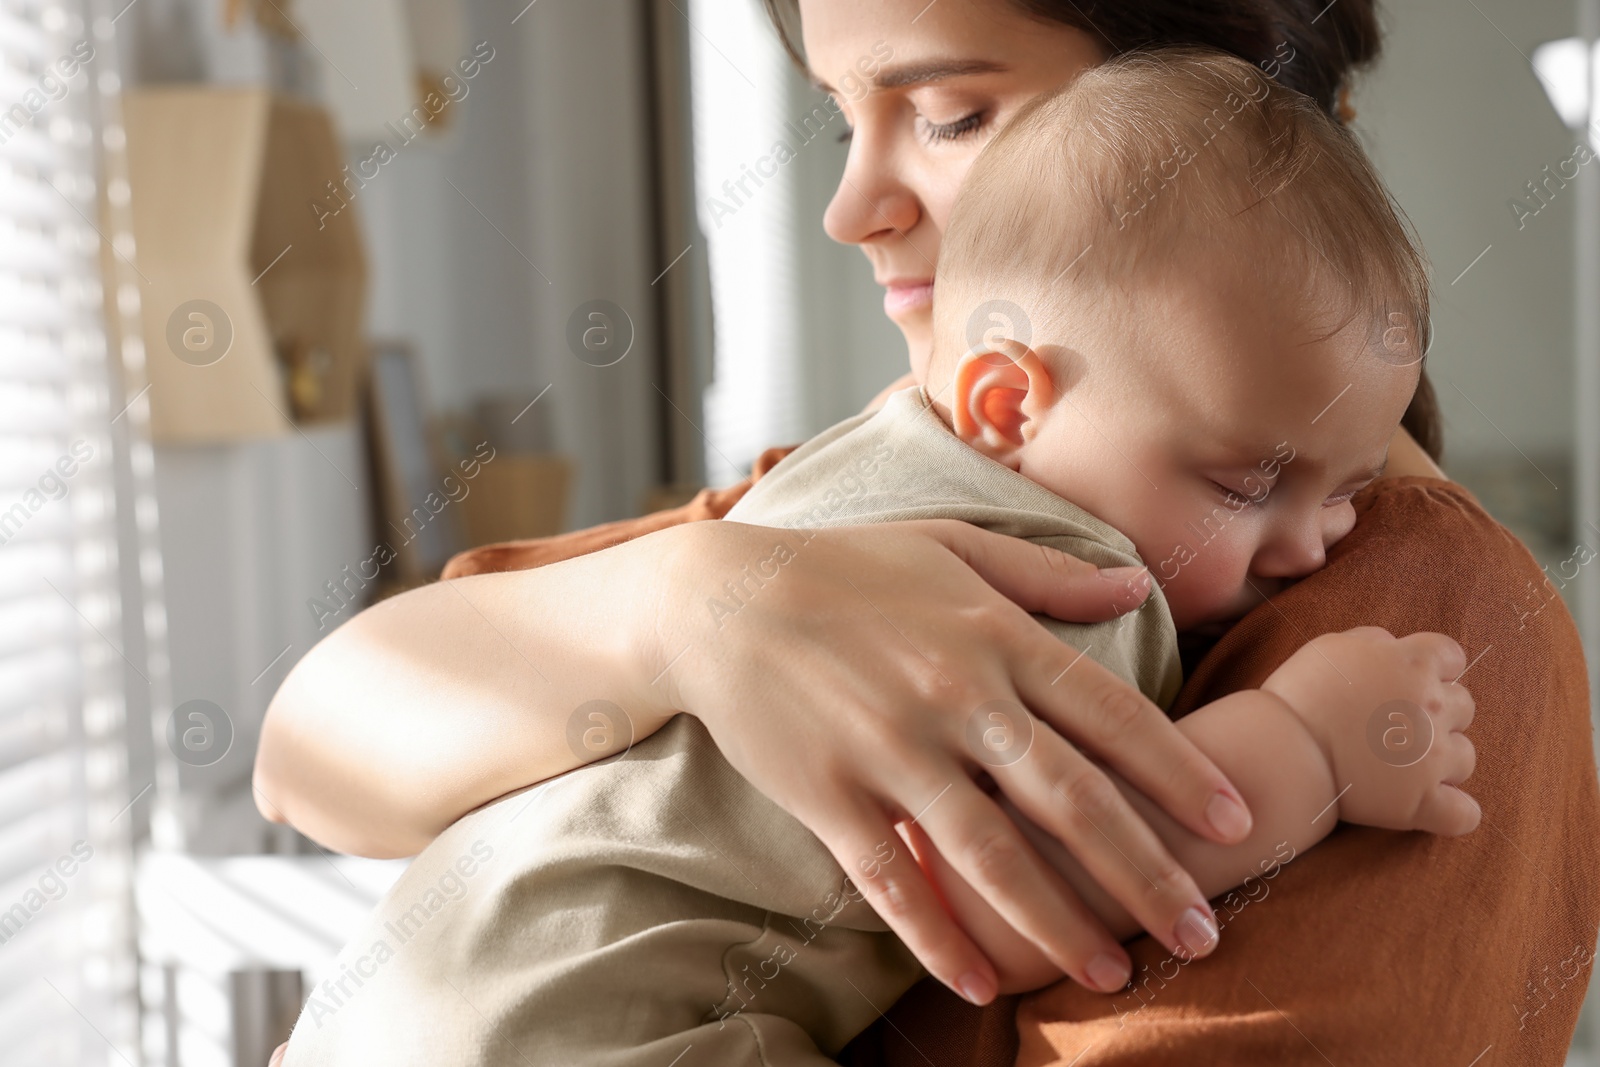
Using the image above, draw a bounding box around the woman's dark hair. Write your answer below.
[762,0,1443,461]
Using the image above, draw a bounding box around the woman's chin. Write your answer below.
[886,308,933,375]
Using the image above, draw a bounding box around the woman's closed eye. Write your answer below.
[918,110,985,144]
[837,109,987,146]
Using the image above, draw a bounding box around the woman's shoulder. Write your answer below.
[1353,475,1481,521]
[1348,476,1534,579]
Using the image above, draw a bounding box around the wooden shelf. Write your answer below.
[124,88,367,443]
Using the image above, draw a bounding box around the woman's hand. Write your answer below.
[635,518,1254,1005]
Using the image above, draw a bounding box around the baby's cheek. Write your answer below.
[1149,534,1256,629]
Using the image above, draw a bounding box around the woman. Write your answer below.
[256,0,1598,1055]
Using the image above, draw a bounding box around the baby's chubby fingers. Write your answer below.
[1395,630,1467,682]
[1417,782,1482,836]
[1341,624,1398,643]
[1436,683,1476,733]
[1439,728,1477,786]
[1411,734,1478,835]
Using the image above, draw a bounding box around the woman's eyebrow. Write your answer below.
[810,58,1006,95]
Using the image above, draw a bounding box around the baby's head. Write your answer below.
[926,49,1430,631]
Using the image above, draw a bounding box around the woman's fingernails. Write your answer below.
[957,970,997,1005]
[1086,952,1131,993]
[1098,567,1151,612]
[1099,565,1151,589]
[1206,790,1252,841]
[1174,907,1220,959]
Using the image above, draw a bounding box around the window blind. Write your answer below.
[0,0,139,1062]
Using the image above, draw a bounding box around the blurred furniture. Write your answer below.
[459,456,573,545]
[137,852,408,1067]
[122,88,367,441]
[453,398,573,545]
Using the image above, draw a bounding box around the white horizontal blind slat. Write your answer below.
[0,0,134,1063]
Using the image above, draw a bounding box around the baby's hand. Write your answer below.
[1261,627,1480,837]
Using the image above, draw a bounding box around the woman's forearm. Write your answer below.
[253,528,679,857]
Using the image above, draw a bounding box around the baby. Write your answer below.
[283,49,1477,1067]
[859,47,1482,991]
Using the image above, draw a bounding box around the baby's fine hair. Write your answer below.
[933,48,1431,368]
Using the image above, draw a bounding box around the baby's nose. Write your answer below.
[1251,524,1328,579]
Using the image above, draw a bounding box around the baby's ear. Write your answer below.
[951,340,1055,467]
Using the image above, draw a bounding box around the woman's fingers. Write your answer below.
[920,519,1154,624]
[1015,641,1253,847]
[986,721,1219,963]
[818,800,1000,1005]
[913,779,1133,991]
[929,517,1252,845]
[662,520,1241,996]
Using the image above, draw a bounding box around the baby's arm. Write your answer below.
[904,627,1479,993]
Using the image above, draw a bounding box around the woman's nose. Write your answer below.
[822,132,921,248]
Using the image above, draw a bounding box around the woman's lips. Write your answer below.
[883,280,934,317]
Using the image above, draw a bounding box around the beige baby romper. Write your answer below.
[282,387,1179,1067]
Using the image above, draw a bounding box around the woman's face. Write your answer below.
[798,0,1105,365]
